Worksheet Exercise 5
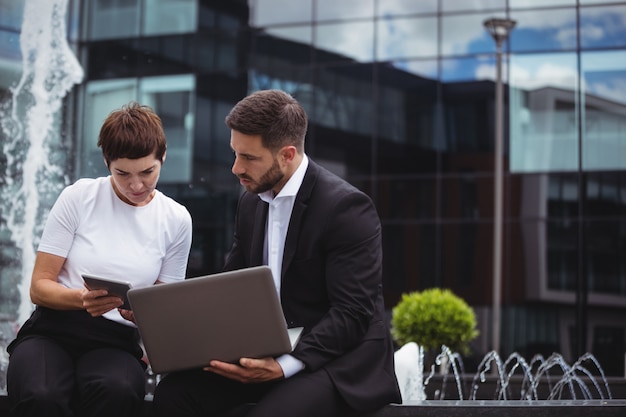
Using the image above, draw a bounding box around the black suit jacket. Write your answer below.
[223,159,401,411]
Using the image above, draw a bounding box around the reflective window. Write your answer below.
[377,178,437,220]
[581,0,625,4]
[314,21,374,62]
[546,173,580,218]
[0,0,23,30]
[248,67,374,155]
[586,219,626,296]
[441,175,491,219]
[442,0,505,12]
[441,55,496,82]
[382,223,438,292]
[87,0,140,39]
[377,16,438,60]
[441,83,493,154]
[193,96,236,187]
[509,53,579,173]
[442,13,501,56]
[316,0,374,21]
[144,0,197,36]
[385,58,438,79]
[376,61,441,168]
[311,68,373,137]
[547,219,578,291]
[581,50,626,171]
[0,30,20,88]
[261,25,313,47]
[510,0,574,7]
[441,222,489,287]
[83,75,195,183]
[377,0,438,16]
[509,9,577,52]
[86,0,197,40]
[585,172,626,217]
[580,5,626,48]
[249,0,312,26]
[248,70,313,99]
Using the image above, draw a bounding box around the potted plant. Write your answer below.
[391,288,479,356]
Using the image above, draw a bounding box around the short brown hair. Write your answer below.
[98,101,167,165]
[225,89,307,153]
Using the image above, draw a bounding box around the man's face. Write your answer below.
[230,130,285,194]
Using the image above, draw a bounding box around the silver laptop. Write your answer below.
[127,266,303,374]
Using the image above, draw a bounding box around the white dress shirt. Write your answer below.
[258,154,309,378]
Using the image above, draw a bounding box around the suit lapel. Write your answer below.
[251,199,268,265]
[281,161,318,277]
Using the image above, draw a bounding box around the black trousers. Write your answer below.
[153,367,356,417]
[6,307,146,417]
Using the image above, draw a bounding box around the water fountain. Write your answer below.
[0,0,83,394]
[0,1,624,415]
[392,342,625,416]
[405,344,613,401]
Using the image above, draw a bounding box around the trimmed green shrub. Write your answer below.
[391,288,479,355]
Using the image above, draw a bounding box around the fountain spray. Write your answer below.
[0,0,83,325]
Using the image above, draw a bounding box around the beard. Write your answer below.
[241,157,284,194]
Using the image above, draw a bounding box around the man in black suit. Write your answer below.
[153,89,401,417]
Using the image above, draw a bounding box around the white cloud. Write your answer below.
[587,78,626,105]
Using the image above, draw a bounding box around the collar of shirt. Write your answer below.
[259,154,309,203]
[259,154,308,295]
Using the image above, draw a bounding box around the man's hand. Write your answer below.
[204,357,284,383]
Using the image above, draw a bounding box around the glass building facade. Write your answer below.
[1,0,625,375]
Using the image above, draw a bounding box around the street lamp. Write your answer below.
[483,17,516,355]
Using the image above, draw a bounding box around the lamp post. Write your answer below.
[483,17,516,355]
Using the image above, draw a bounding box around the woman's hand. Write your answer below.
[118,308,135,323]
[81,287,124,317]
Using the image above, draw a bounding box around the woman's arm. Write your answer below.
[30,251,123,316]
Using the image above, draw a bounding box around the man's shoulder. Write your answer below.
[306,159,365,197]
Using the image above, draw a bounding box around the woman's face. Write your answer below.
[108,152,164,206]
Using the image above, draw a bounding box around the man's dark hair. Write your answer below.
[225,89,307,153]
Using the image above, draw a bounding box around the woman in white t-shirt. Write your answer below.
[6,102,193,417]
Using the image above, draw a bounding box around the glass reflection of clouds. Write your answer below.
[509,9,576,52]
[510,0,574,7]
[510,53,577,91]
[260,25,313,46]
[442,56,496,82]
[316,0,374,21]
[581,50,626,171]
[377,16,437,60]
[581,0,626,4]
[315,21,374,62]
[387,59,438,80]
[509,53,579,173]
[442,0,506,12]
[377,0,438,16]
[249,0,312,26]
[580,5,626,48]
[442,13,498,55]
[582,51,626,105]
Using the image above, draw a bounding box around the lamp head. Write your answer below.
[483,18,517,45]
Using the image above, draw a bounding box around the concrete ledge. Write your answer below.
[2,396,625,417]
[379,400,626,417]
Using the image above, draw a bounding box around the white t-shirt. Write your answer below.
[37,176,193,325]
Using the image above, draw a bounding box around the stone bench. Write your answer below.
[2,395,625,417]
